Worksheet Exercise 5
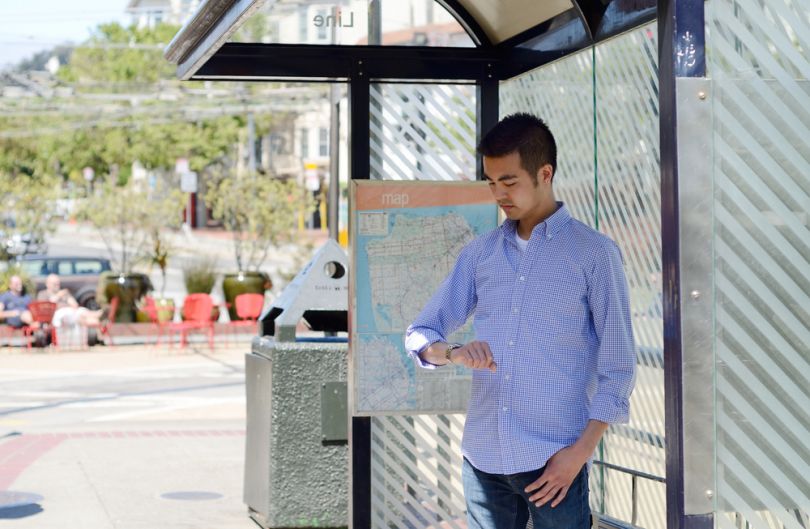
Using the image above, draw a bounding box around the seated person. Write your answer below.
[0,275,34,328]
[37,274,103,329]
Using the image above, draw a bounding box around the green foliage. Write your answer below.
[0,266,36,296]
[58,22,180,85]
[0,21,249,191]
[0,172,59,257]
[182,257,218,294]
[76,180,185,274]
[206,174,315,271]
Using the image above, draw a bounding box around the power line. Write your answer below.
[0,40,166,49]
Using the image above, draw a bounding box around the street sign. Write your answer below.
[180,171,198,193]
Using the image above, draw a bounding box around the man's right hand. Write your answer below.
[449,341,497,372]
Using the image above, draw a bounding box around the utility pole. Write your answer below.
[328,5,341,241]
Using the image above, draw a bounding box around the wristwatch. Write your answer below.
[445,343,463,364]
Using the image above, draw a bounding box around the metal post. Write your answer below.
[368,0,381,45]
[247,111,256,173]
[347,6,379,528]
[476,76,498,181]
[328,7,341,240]
[349,73,370,181]
[659,0,711,528]
[350,416,371,529]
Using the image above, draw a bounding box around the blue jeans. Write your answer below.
[462,458,590,529]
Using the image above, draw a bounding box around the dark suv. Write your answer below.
[14,255,112,309]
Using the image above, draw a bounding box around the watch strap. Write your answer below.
[445,343,462,363]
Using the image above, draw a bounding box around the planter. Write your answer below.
[135,298,174,323]
[222,271,271,321]
[154,297,176,323]
[100,273,153,323]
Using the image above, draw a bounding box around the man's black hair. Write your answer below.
[477,113,557,183]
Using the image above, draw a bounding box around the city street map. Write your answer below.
[350,180,498,415]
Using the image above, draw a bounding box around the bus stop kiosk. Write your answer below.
[167,1,810,529]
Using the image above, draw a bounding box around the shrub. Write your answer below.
[182,258,218,294]
[0,266,36,297]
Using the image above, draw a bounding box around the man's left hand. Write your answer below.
[524,445,587,508]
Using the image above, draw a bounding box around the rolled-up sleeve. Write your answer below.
[404,242,478,369]
[586,240,637,424]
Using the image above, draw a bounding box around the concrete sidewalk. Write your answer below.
[0,344,256,528]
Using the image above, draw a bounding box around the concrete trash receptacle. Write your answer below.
[244,240,349,529]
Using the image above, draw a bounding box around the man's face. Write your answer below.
[9,276,22,294]
[482,151,553,223]
[46,275,60,292]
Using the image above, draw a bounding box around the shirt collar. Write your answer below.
[501,202,571,239]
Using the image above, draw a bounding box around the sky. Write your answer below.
[0,0,130,69]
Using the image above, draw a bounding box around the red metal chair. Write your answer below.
[167,293,215,349]
[141,296,172,345]
[1,324,29,348]
[84,297,119,346]
[24,301,58,349]
[232,293,264,326]
[227,293,264,341]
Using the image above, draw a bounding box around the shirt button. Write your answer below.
[508,341,514,346]
[512,308,518,313]
[519,276,525,281]
[502,406,508,412]
[505,374,511,380]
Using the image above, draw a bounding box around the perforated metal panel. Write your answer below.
[707,0,810,527]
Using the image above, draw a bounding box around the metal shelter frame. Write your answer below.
[164,1,710,528]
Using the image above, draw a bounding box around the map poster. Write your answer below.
[350,180,498,416]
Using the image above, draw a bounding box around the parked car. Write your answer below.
[1,217,48,258]
[13,255,112,309]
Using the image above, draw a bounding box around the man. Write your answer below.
[37,274,103,330]
[0,275,34,329]
[405,113,636,529]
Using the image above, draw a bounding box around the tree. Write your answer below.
[77,180,184,274]
[0,172,58,259]
[206,174,315,272]
[0,22,251,187]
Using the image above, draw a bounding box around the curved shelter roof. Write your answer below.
[164,0,655,81]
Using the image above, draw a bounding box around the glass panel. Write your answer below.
[56,261,73,275]
[707,0,810,527]
[369,83,476,180]
[74,260,104,274]
[18,260,44,277]
[229,0,474,47]
[594,24,664,529]
[370,415,466,529]
[500,49,597,227]
[500,22,663,529]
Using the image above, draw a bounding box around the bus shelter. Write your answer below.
[166,1,809,529]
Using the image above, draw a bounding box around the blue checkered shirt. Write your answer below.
[405,203,636,475]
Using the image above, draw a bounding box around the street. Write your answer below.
[0,344,256,529]
[0,220,328,527]
[46,219,324,314]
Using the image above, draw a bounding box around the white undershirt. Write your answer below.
[515,232,529,252]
